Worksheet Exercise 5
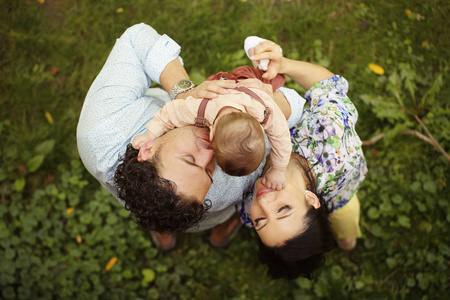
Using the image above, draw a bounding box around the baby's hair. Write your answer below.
[212,111,265,176]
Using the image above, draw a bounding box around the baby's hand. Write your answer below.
[132,132,155,150]
[261,168,287,190]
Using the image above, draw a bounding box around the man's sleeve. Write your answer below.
[77,23,183,199]
[84,23,182,107]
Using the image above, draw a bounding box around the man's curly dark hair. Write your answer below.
[114,144,211,233]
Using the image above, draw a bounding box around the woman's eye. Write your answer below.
[254,217,265,226]
[277,205,291,213]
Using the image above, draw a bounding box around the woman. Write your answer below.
[239,41,368,279]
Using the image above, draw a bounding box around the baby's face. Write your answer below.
[208,125,215,142]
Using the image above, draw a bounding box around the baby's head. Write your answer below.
[212,111,265,176]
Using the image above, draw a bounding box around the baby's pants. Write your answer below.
[206,66,285,92]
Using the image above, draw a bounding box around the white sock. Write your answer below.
[244,36,282,71]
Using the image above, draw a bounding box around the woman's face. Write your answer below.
[250,162,320,247]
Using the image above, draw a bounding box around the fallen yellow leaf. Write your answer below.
[45,111,53,125]
[105,257,118,271]
[368,63,385,75]
[405,9,412,19]
[66,207,75,215]
[116,7,123,13]
[76,235,82,244]
[51,66,60,76]
[421,41,428,47]
[19,165,27,173]
[37,0,45,4]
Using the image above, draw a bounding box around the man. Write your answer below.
[77,23,305,249]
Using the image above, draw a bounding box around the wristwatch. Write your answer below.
[169,79,195,100]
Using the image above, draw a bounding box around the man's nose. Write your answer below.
[197,148,215,167]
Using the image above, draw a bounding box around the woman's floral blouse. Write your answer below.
[239,75,368,227]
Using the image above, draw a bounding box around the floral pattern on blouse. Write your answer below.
[238,75,368,227]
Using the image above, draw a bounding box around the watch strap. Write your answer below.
[169,79,195,100]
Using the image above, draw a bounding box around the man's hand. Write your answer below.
[176,80,238,99]
[237,78,274,99]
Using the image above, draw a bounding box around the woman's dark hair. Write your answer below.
[114,144,211,233]
[258,154,335,280]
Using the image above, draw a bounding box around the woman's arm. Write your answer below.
[273,91,291,119]
[249,42,334,90]
[279,59,334,91]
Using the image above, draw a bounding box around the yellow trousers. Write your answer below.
[328,194,362,239]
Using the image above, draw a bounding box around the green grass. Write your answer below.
[1,0,449,299]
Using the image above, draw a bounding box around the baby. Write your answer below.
[133,41,291,190]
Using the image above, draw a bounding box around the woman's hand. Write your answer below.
[249,41,286,81]
[252,41,334,90]
[176,80,238,99]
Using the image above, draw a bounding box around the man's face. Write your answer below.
[152,126,216,202]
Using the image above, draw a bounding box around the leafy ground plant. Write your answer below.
[1,0,449,299]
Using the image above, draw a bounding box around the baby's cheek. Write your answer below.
[209,126,215,141]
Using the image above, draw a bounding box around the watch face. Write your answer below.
[178,79,193,88]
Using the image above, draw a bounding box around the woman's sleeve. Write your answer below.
[237,191,255,228]
[299,75,360,145]
[304,75,358,124]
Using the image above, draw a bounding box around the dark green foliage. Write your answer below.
[1,0,448,299]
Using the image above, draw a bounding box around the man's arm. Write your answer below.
[159,58,190,95]
[83,23,182,108]
[77,23,183,197]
